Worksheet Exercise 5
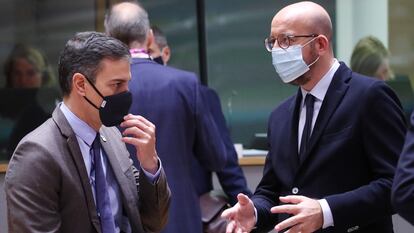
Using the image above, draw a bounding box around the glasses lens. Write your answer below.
[277,34,289,49]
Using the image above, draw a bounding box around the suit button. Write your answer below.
[292,187,299,194]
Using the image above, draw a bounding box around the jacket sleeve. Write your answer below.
[326,81,407,230]
[138,164,171,232]
[5,141,61,233]
[392,111,414,225]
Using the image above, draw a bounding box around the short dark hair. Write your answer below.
[58,31,130,96]
[105,2,150,46]
[151,25,168,49]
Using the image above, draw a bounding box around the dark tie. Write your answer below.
[299,94,315,162]
[91,133,116,233]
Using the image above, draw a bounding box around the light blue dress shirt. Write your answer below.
[60,102,160,232]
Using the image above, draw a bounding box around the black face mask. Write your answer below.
[152,56,164,65]
[83,77,132,127]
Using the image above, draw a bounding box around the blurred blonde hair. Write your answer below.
[4,44,55,88]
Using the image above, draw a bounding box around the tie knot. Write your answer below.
[304,94,315,107]
[92,133,101,150]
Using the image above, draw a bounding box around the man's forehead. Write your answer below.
[270,21,302,36]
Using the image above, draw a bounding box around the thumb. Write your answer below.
[237,193,251,206]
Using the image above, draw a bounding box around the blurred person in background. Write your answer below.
[4,43,55,88]
[351,35,394,81]
[149,25,171,65]
[2,44,57,155]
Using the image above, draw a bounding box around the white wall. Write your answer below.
[336,0,389,65]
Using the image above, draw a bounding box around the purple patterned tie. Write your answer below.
[91,133,116,233]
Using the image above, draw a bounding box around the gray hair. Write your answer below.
[105,2,150,46]
[151,25,168,49]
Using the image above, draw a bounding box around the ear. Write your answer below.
[72,73,87,97]
[162,46,171,65]
[146,29,155,50]
[316,35,329,56]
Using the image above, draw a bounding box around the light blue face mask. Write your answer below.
[272,37,319,83]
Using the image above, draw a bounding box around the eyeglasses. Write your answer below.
[264,34,318,51]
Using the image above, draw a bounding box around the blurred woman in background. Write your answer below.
[351,35,394,81]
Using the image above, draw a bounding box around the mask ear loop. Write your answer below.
[82,74,106,110]
[303,36,320,68]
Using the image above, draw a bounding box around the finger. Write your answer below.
[237,193,251,206]
[235,226,243,233]
[124,114,155,129]
[122,126,150,139]
[121,136,148,147]
[226,220,236,233]
[121,119,153,133]
[280,195,305,204]
[283,223,302,233]
[271,204,298,214]
[221,207,236,219]
[274,215,301,232]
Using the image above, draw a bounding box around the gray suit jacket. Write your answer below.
[5,107,171,233]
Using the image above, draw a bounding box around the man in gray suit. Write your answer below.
[5,31,171,233]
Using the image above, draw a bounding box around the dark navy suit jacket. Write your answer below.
[392,111,414,226]
[252,63,407,233]
[127,58,227,233]
[192,86,252,205]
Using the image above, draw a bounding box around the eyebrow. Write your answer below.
[110,77,130,83]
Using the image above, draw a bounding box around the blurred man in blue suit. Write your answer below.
[222,2,406,233]
[150,25,252,205]
[392,113,414,226]
[105,2,227,233]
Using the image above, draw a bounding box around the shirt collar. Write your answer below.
[300,59,340,102]
[60,102,97,147]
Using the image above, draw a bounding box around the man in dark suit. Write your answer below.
[105,3,227,233]
[222,2,406,233]
[149,25,252,204]
[392,113,414,225]
[5,32,170,233]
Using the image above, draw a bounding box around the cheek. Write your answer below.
[375,64,389,81]
[302,47,318,64]
[24,73,42,86]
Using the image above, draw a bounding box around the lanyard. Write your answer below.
[129,48,151,59]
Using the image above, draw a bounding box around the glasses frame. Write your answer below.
[264,34,318,52]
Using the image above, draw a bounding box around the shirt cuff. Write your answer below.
[318,199,334,229]
[141,158,162,184]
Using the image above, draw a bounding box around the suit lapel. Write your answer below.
[99,128,144,232]
[298,63,351,167]
[52,108,102,233]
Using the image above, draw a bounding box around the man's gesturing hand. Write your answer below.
[271,195,323,233]
[221,193,256,233]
